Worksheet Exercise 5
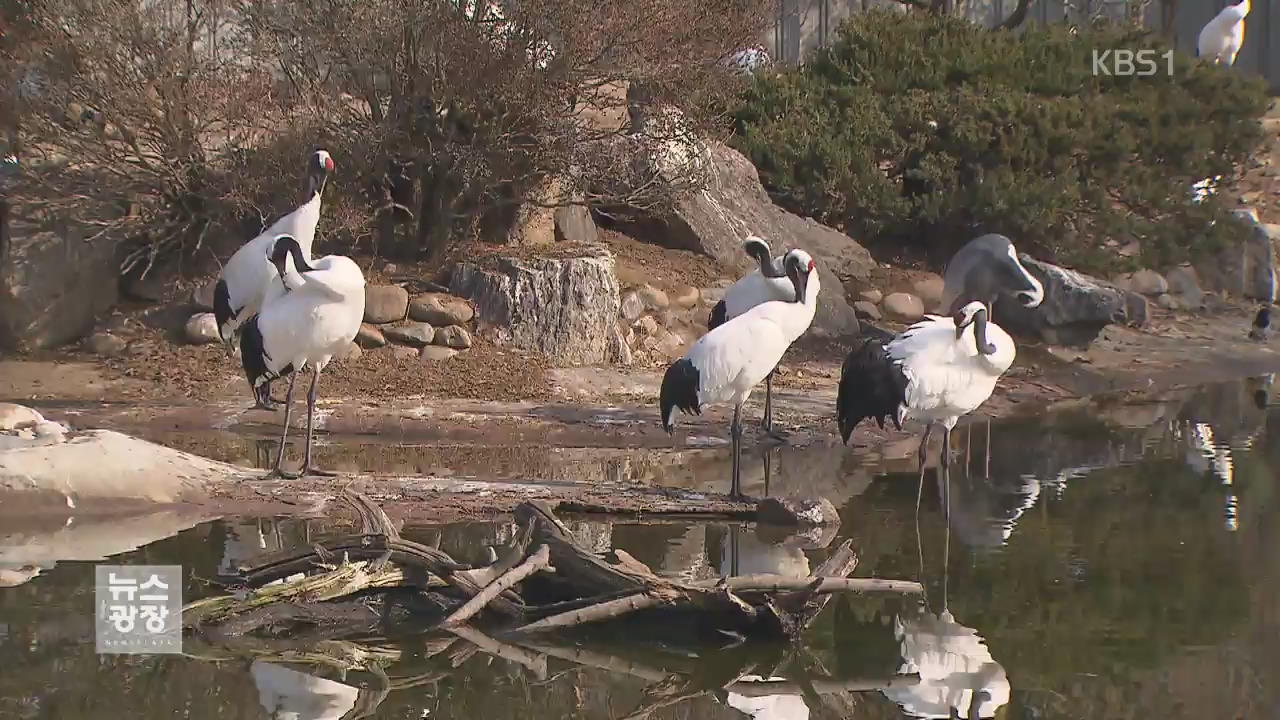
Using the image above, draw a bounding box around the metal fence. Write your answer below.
[768,0,1280,91]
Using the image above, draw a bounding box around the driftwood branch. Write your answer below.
[442,544,551,628]
[186,495,922,650]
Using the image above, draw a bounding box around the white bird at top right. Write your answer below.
[1198,0,1251,67]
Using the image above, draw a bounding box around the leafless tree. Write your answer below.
[5,0,775,274]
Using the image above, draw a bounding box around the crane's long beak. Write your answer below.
[789,267,808,303]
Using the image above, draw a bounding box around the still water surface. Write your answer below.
[2,377,1280,719]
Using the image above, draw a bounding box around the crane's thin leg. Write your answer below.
[984,417,991,481]
[762,370,789,442]
[916,424,934,513]
[266,374,299,479]
[763,449,772,497]
[763,371,773,432]
[730,404,744,498]
[965,425,971,479]
[301,367,336,477]
[942,425,955,614]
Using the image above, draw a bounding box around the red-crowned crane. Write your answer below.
[837,301,1024,508]
[239,234,365,479]
[662,249,819,497]
[708,236,798,437]
[216,149,334,410]
[1198,0,1251,67]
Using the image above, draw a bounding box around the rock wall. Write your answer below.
[0,201,119,352]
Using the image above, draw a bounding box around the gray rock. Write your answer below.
[1165,265,1203,309]
[911,274,946,309]
[637,284,669,309]
[853,300,882,321]
[184,313,220,345]
[993,256,1143,347]
[0,201,120,351]
[450,248,628,365]
[384,322,435,347]
[364,285,409,324]
[335,342,362,362]
[355,323,387,348]
[635,315,659,336]
[1130,269,1169,296]
[607,324,633,366]
[553,205,599,244]
[882,292,924,322]
[1155,293,1179,310]
[390,345,419,360]
[1123,292,1150,327]
[85,332,127,357]
[756,496,841,527]
[419,345,460,362]
[672,286,700,308]
[190,281,217,312]
[858,288,883,304]
[436,325,472,349]
[620,291,645,322]
[1198,209,1278,301]
[654,330,686,359]
[626,142,871,338]
[409,293,474,326]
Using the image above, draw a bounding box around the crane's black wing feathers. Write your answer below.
[836,336,908,445]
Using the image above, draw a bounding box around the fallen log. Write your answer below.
[184,492,923,646]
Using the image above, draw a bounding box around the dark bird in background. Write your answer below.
[1249,305,1271,341]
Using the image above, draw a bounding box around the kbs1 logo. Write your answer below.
[1092,49,1175,76]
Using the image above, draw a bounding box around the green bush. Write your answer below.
[731,11,1271,274]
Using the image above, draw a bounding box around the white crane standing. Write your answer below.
[661,250,819,497]
[837,301,1025,507]
[708,236,798,436]
[1198,0,1251,67]
[215,149,334,410]
[239,234,365,479]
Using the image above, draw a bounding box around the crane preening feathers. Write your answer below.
[661,249,820,497]
[216,149,334,410]
[707,236,797,436]
[837,302,1019,503]
[837,234,1045,504]
[240,233,366,479]
[1198,0,1251,67]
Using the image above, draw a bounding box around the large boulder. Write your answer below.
[1197,208,1279,301]
[450,247,628,365]
[635,142,872,337]
[0,200,119,351]
[994,256,1145,347]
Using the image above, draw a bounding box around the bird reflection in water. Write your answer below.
[252,661,361,720]
[713,453,817,720]
[883,472,1011,719]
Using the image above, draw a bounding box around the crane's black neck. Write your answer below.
[269,236,314,280]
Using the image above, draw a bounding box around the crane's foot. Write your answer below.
[301,466,338,478]
[263,467,300,480]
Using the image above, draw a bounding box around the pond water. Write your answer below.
[2,376,1280,719]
